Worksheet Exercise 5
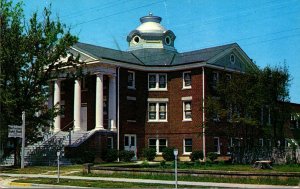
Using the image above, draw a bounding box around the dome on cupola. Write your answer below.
[127,13,176,51]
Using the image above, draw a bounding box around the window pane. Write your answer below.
[185,102,191,110]
[159,139,166,146]
[125,136,129,146]
[149,75,156,88]
[185,146,192,153]
[149,139,156,146]
[149,103,156,111]
[184,73,191,86]
[131,136,135,146]
[128,72,133,87]
[159,139,167,153]
[185,139,192,145]
[159,74,166,88]
[159,112,166,119]
[159,103,166,120]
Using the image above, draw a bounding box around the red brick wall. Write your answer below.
[119,67,205,157]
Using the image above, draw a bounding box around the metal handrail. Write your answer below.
[27,120,75,155]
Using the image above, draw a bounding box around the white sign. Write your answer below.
[8,125,22,138]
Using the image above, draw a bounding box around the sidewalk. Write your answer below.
[0,173,299,188]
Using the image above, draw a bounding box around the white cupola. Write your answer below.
[127,13,176,51]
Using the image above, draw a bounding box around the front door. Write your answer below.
[80,105,87,131]
[124,134,137,160]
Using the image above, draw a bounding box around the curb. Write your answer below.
[10,182,32,187]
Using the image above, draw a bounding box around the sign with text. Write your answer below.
[8,125,22,138]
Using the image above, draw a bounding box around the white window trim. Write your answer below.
[149,138,168,155]
[147,102,168,123]
[127,71,136,90]
[182,100,192,121]
[183,138,192,155]
[148,73,167,91]
[214,137,220,154]
[182,71,192,90]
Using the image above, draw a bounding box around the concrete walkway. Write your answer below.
[0,173,299,188]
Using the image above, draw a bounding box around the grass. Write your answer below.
[13,178,202,188]
[96,161,300,173]
[78,172,300,186]
[1,164,82,174]
[2,163,300,186]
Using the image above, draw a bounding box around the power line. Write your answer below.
[73,1,164,27]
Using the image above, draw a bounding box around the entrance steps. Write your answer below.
[0,130,93,166]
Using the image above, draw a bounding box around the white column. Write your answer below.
[74,79,81,131]
[109,76,117,131]
[53,80,61,132]
[95,74,104,130]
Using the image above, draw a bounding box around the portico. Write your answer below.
[52,70,117,133]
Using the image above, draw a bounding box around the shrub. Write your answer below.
[103,149,118,162]
[162,147,175,161]
[142,148,156,161]
[160,160,167,168]
[119,150,135,162]
[207,152,218,162]
[190,151,204,161]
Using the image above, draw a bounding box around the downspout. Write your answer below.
[117,67,120,162]
[202,67,206,160]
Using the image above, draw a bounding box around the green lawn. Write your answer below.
[13,178,202,188]
[96,161,300,172]
[2,163,300,186]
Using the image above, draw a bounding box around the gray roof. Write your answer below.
[73,42,238,67]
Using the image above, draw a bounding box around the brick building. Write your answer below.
[50,14,299,161]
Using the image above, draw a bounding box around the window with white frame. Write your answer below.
[183,71,191,89]
[148,73,167,90]
[183,101,192,121]
[183,138,192,154]
[148,99,168,122]
[127,71,135,89]
[149,138,167,154]
[213,137,220,154]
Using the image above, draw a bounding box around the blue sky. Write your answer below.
[21,0,300,103]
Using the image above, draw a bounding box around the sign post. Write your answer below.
[57,151,61,183]
[21,111,25,169]
[173,148,178,189]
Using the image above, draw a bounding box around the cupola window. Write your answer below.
[165,36,171,45]
[133,36,140,44]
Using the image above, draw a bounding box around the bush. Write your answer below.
[190,151,204,161]
[162,147,175,161]
[142,148,156,161]
[103,149,118,162]
[207,152,218,162]
[119,150,135,162]
[160,160,167,168]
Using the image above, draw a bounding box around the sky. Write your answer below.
[20,0,300,103]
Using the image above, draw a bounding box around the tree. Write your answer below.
[0,0,82,165]
[205,65,291,163]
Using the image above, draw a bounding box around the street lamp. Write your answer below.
[173,148,178,189]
